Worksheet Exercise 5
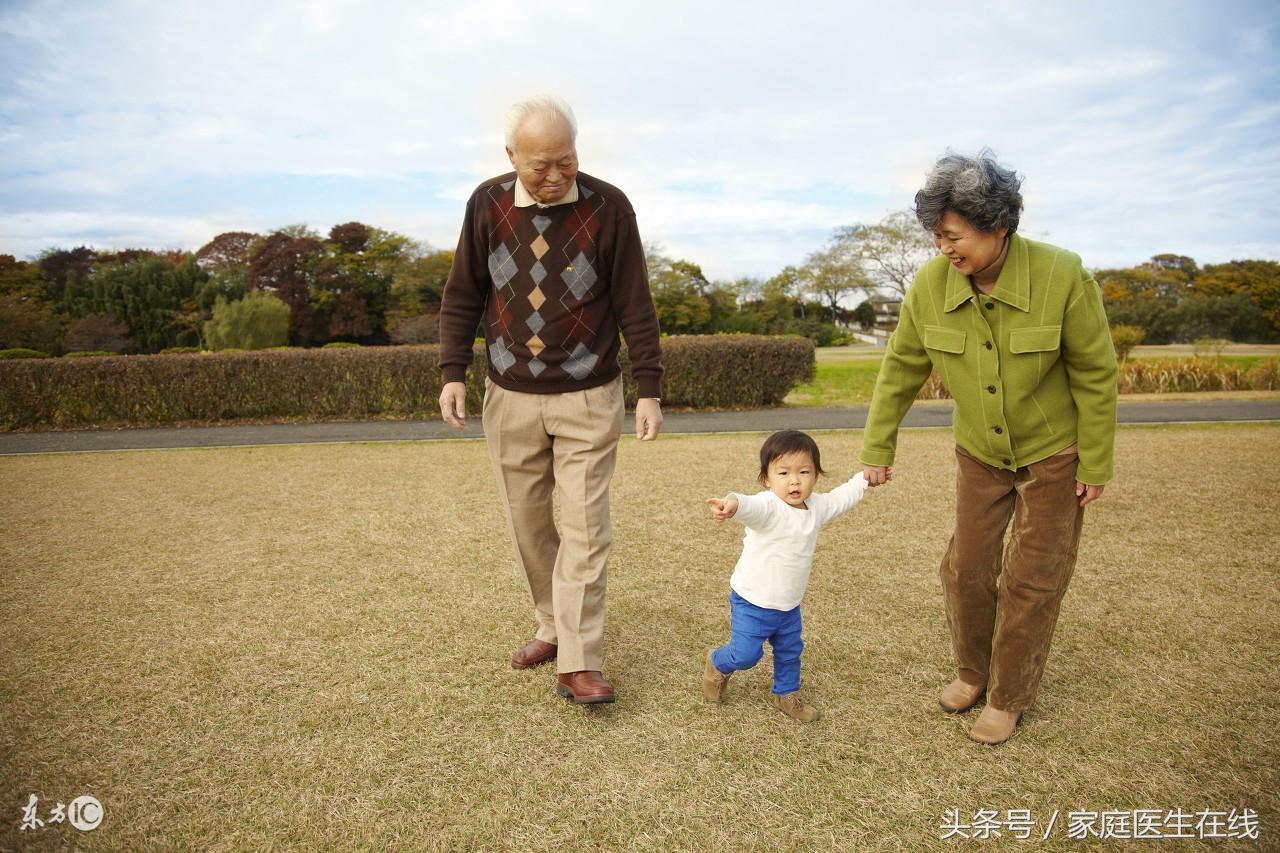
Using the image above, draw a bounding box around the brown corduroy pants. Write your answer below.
[482,378,624,674]
[940,445,1086,712]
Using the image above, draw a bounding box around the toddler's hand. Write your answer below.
[706,495,738,522]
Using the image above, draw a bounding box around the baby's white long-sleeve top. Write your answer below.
[727,472,869,611]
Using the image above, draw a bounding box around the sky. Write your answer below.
[1,0,1278,282]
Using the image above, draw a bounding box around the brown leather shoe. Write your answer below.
[511,639,557,669]
[968,705,1022,745]
[938,678,986,713]
[555,671,616,704]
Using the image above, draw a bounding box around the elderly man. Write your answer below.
[438,95,664,705]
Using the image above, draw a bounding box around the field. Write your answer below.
[2,423,1277,850]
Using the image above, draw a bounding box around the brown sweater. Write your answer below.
[438,171,663,398]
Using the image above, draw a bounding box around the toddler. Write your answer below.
[704,429,880,721]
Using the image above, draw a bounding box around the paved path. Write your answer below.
[1,399,1277,455]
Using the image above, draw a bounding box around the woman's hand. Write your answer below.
[1076,482,1105,507]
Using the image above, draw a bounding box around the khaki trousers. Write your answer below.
[940,445,1086,712]
[482,378,623,674]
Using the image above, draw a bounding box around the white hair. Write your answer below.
[504,94,578,152]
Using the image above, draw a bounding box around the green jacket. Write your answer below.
[860,234,1118,485]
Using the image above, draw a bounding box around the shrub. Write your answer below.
[160,346,200,355]
[1192,337,1229,358]
[1111,324,1146,361]
[630,335,814,409]
[0,348,49,359]
[323,342,361,348]
[64,351,117,358]
[0,336,817,429]
[0,347,464,430]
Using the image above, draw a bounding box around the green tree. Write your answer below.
[852,299,876,328]
[647,253,711,335]
[205,291,291,350]
[86,254,209,352]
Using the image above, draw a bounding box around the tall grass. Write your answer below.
[787,352,1280,407]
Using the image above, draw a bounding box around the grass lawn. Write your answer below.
[2,424,1277,850]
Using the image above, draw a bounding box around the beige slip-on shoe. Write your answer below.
[938,678,986,713]
[968,705,1022,745]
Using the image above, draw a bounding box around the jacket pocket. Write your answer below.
[923,326,966,354]
[1010,326,1061,354]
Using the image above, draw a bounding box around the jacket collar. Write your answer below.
[943,233,1031,313]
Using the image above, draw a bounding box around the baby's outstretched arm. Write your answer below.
[706,495,739,522]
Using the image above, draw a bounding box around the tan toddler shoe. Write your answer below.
[772,690,821,722]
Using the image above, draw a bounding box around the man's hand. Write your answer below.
[1076,482,1105,507]
[706,495,738,522]
[862,464,893,487]
[635,397,663,441]
[439,381,468,429]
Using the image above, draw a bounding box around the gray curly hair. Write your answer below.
[504,94,578,152]
[914,148,1024,235]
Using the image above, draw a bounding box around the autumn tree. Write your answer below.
[0,255,62,352]
[64,315,133,353]
[829,209,937,297]
[1194,260,1280,339]
[1096,255,1199,344]
[797,241,871,324]
[248,231,325,345]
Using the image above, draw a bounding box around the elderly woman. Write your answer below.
[859,150,1118,745]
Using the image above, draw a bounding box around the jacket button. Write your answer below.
[985,341,993,350]
[987,385,996,394]
[1002,458,1011,465]
[985,301,995,310]
[994,426,1003,434]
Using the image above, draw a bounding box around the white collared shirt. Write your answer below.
[513,177,580,208]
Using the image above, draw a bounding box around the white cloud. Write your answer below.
[1,0,1277,276]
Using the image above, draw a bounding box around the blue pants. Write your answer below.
[710,590,805,695]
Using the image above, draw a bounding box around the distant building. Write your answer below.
[869,295,902,328]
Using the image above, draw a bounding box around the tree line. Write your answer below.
[1,212,1277,356]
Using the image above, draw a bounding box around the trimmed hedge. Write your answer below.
[0,335,816,430]
[638,335,814,409]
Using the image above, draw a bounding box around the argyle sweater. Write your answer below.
[438,171,663,398]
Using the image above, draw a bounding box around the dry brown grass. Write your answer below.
[1,425,1277,850]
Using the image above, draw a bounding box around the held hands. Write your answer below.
[439,381,468,429]
[861,464,894,487]
[706,495,739,522]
